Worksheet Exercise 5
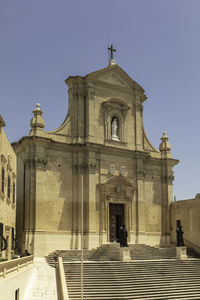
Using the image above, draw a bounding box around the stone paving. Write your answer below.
[23,258,58,300]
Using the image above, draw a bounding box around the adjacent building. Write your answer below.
[0,115,17,260]
[170,193,200,254]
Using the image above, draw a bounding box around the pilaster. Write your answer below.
[85,85,95,143]
[72,150,98,249]
[134,96,143,151]
[136,156,146,243]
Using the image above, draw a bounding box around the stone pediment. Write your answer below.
[97,72,131,89]
[100,176,135,202]
[85,64,144,92]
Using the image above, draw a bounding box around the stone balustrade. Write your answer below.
[0,255,33,279]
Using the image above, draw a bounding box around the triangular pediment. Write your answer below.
[85,64,144,92]
[97,71,131,88]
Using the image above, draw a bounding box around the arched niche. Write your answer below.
[102,98,129,142]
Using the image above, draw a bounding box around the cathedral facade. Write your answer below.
[13,60,178,256]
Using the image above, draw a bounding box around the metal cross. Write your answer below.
[108,44,116,60]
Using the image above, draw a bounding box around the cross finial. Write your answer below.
[108,44,116,60]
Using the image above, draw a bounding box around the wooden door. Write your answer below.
[109,204,124,242]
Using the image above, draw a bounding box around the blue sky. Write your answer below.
[0,0,199,200]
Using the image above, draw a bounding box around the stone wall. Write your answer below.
[170,194,200,254]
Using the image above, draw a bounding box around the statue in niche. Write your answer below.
[176,225,184,246]
[111,118,119,141]
[120,224,128,247]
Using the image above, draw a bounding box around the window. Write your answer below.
[13,183,15,203]
[1,167,5,193]
[0,223,7,251]
[12,227,16,250]
[7,175,10,199]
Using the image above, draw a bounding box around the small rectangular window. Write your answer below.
[1,167,5,193]
[12,227,15,250]
[7,175,10,198]
[13,183,15,203]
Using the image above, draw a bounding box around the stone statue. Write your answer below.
[111,118,119,141]
[120,224,128,247]
[176,225,184,246]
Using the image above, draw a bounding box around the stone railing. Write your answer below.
[0,255,34,279]
[184,239,200,256]
[58,256,69,300]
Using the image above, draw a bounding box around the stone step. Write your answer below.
[68,291,200,300]
[56,244,178,262]
[64,260,200,300]
[49,243,199,264]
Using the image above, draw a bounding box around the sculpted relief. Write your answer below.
[100,175,135,204]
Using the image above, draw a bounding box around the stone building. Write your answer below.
[13,60,178,256]
[170,193,200,254]
[0,115,17,260]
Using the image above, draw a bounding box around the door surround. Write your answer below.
[99,175,135,244]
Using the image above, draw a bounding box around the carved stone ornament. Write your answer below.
[1,154,7,164]
[109,165,115,175]
[135,103,143,114]
[30,103,45,130]
[137,168,146,178]
[100,175,135,205]
[87,87,95,98]
[88,162,97,173]
[103,99,129,117]
[106,194,131,203]
[120,166,127,177]
[73,162,97,173]
[161,174,174,183]
[115,184,121,193]
[25,158,48,170]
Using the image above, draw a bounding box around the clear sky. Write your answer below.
[0,0,199,200]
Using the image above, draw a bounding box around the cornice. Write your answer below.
[12,135,52,148]
[0,115,6,127]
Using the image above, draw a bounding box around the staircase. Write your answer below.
[64,260,200,299]
[130,244,176,260]
[54,244,200,299]
[55,244,177,262]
